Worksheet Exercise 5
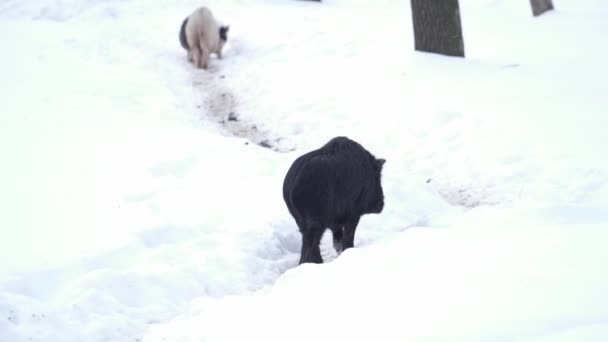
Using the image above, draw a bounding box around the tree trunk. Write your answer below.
[530,0,554,17]
[410,0,465,57]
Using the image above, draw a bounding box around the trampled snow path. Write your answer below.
[1,0,608,341]
[192,62,292,152]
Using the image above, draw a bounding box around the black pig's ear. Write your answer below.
[219,25,230,41]
[377,158,386,168]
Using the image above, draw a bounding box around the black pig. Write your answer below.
[283,137,385,264]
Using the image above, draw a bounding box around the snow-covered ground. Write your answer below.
[1,0,607,341]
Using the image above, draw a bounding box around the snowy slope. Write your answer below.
[146,207,608,341]
[1,0,607,341]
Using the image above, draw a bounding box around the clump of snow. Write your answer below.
[1,0,607,341]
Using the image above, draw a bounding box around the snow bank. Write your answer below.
[145,205,608,342]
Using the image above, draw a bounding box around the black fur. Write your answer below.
[179,17,189,50]
[219,25,229,42]
[282,137,386,264]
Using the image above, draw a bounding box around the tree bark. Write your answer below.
[410,0,465,57]
[530,0,554,17]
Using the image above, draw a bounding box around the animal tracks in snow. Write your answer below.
[192,66,292,153]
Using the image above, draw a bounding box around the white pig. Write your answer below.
[180,7,229,69]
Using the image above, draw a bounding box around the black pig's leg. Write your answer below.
[299,223,324,264]
[342,216,361,251]
[330,225,343,254]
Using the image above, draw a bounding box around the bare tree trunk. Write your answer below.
[410,0,465,57]
[530,0,554,17]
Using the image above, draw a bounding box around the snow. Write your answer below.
[1,0,607,341]
[146,207,608,341]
